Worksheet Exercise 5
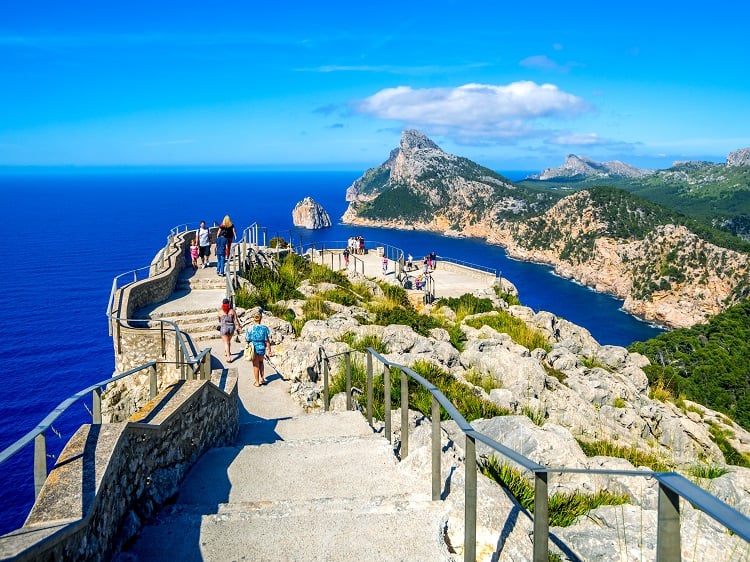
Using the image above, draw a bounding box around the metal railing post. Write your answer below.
[384,362,391,443]
[33,432,47,499]
[432,395,441,500]
[160,322,165,357]
[92,388,102,424]
[345,353,352,411]
[464,434,477,562]
[656,481,681,562]
[366,352,373,425]
[533,471,549,562]
[150,364,158,399]
[401,369,409,458]
[323,353,330,412]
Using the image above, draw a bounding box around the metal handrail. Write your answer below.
[323,346,750,562]
[435,255,498,276]
[0,362,158,499]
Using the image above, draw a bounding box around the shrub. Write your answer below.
[688,464,729,480]
[576,439,674,472]
[441,294,494,321]
[338,332,389,355]
[465,312,551,352]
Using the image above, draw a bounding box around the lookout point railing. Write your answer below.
[317,346,750,562]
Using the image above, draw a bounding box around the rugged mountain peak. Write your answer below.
[399,129,442,153]
[342,130,533,227]
[532,154,650,180]
[727,148,750,167]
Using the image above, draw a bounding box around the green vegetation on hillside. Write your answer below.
[518,163,750,241]
[358,183,431,221]
[629,298,750,433]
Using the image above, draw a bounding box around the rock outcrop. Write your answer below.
[292,197,332,229]
[727,147,750,167]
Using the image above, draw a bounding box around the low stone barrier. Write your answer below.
[0,370,238,562]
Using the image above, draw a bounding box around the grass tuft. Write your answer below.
[480,456,629,527]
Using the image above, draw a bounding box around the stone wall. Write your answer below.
[0,371,238,562]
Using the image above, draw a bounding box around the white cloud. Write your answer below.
[550,132,605,146]
[356,82,592,141]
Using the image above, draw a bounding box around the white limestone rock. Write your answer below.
[292,196,332,229]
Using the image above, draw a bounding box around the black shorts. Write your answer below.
[199,245,211,258]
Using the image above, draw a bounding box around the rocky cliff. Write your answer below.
[292,197,332,229]
[728,148,750,167]
[343,131,750,328]
[342,129,550,234]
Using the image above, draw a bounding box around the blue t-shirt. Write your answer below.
[245,324,270,355]
[215,235,228,256]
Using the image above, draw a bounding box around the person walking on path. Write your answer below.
[245,310,272,386]
[218,215,236,258]
[189,237,200,270]
[196,220,211,268]
[429,251,437,269]
[343,248,350,269]
[382,255,388,275]
[215,234,228,276]
[218,298,241,363]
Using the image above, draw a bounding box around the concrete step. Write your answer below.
[176,278,227,291]
[175,435,427,507]
[239,410,377,445]
[121,498,453,562]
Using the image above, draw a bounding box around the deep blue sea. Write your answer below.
[0,169,664,534]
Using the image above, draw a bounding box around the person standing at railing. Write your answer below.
[218,298,241,363]
[196,220,211,268]
[429,251,437,269]
[245,310,272,386]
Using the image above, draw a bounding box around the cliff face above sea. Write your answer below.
[342,131,750,328]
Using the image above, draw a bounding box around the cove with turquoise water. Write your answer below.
[0,169,664,534]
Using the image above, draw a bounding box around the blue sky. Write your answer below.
[1,0,749,171]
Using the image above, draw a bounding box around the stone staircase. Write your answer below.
[119,410,454,561]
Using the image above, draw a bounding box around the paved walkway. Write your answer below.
[119,250,457,561]
[310,247,499,300]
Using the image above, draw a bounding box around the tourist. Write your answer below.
[429,251,437,269]
[218,298,241,363]
[423,258,429,275]
[343,247,350,268]
[218,215,237,261]
[215,234,228,276]
[358,236,365,255]
[196,220,211,268]
[382,255,388,274]
[407,253,413,271]
[415,274,423,290]
[245,310,272,386]
[189,237,199,270]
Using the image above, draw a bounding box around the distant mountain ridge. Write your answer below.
[520,148,750,241]
[343,130,750,328]
[528,154,652,180]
